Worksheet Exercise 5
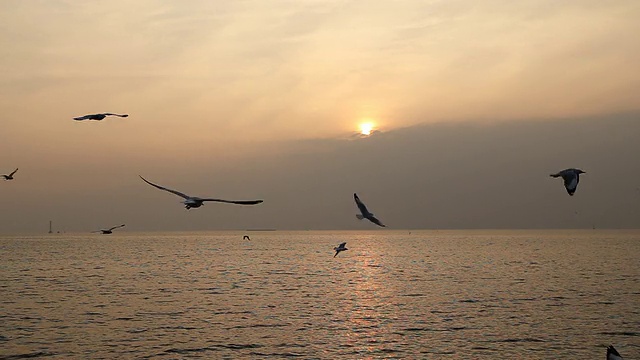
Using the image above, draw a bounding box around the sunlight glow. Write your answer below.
[359,122,374,136]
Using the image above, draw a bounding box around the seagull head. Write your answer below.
[576,169,586,174]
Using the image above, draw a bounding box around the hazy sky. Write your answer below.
[1,1,639,233]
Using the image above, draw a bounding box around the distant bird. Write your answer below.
[550,168,586,196]
[2,168,18,181]
[92,224,125,234]
[139,175,264,210]
[607,345,623,360]
[334,242,348,257]
[73,113,129,121]
[243,235,251,240]
[354,193,386,227]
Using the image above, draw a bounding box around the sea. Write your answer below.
[1,230,638,359]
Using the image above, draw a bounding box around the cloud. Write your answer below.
[2,111,638,232]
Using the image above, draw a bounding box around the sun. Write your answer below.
[359,122,374,136]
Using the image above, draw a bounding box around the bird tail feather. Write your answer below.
[356,214,364,220]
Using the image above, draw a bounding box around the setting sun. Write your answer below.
[359,122,374,135]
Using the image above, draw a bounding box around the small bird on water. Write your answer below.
[549,168,586,196]
[73,113,129,121]
[2,168,18,180]
[334,242,348,257]
[92,224,125,234]
[607,345,623,360]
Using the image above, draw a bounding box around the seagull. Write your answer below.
[139,175,264,209]
[2,168,18,180]
[334,242,348,257]
[354,193,386,227]
[73,113,129,121]
[92,224,125,234]
[550,168,586,196]
[607,345,623,360]
[243,235,251,240]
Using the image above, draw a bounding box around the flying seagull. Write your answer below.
[550,168,586,196]
[354,193,386,227]
[2,168,18,181]
[139,175,264,210]
[73,113,129,121]
[607,345,623,360]
[334,242,348,257]
[92,224,125,234]
[243,235,251,240]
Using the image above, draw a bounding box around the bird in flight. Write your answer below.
[139,175,264,210]
[92,224,125,234]
[73,113,129,121]
[550,168,586,196]
[354,193,386,227]
[2,168,18,181]
[607,345,623,360]
[243,235,251,241]
[334,242,348,257]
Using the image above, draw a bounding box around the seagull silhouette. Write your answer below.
[607,345,623,360]
[2,168,18,180]
[334,242,348,257]
[243,235,251,240]
[92,224,125,234]
[73,113,129,121]
[354,193,386,227]
[550,168,586,196]
[139,175,263,209]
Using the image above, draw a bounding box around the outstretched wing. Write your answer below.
[607,345,623,360]
[73,115,92,120]
[354,193,369,214]
[367,215,386,227]
[139,175,191,199]
[104,113,129,117]
[339,242,347,248]
[201,198,263,205]
[9,168,18,177]
[107,224,125,231]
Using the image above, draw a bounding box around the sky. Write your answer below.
[1,0,639,233]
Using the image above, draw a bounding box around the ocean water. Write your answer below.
[1,230,638,359]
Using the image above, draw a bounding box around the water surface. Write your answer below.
[1,230,639,359]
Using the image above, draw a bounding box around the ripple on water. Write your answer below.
[1,231,639,359]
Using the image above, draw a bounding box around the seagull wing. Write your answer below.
[9,168,18,177]
[104,113,129,117]
[107,224,125,231]
[354,193,370,214]
[200,198,264,205]
[139,176,191,200]
[73,115,92,120]
[339,242,347,248]
[607,345,623,360]
[366,215,386,227]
